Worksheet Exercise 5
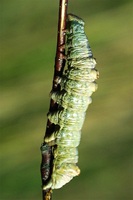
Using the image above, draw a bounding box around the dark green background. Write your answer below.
[1,0,133,199]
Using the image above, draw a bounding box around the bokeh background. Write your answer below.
[1,0,133,199]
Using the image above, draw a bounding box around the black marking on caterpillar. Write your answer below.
[43,13,99,190]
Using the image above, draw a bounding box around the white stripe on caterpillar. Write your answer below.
[43,13,99,190]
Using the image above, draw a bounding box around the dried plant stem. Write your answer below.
[40,1,68,200]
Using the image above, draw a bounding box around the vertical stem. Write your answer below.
[52,0,68,101]
[55,0,68,72]
[41,1,68,200]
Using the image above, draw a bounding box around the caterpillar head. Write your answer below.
[67,14,84,25]
[67,14,85,34]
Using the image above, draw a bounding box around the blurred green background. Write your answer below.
[0,0,133,199]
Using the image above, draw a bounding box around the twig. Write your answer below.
[40,1,68,200]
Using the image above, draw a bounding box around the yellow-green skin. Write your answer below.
[50,90,92,112]
[43,14,98,190]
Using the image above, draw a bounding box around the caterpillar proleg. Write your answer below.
[43,13,99,190]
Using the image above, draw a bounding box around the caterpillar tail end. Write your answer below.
[43,165,80,190]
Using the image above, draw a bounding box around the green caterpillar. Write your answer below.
[43,14,99,190]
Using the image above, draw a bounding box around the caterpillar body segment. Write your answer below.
[65,67,98,82]
[53,146,79,166]
[50,90,92,111]
[47,109,85,130]
[45,128,81,147]
[67,57,97,70]
[60,77,98,94]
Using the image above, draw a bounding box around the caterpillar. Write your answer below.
[43,13,99,190]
